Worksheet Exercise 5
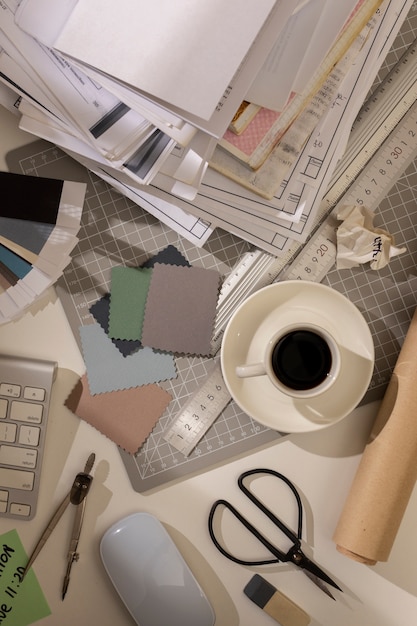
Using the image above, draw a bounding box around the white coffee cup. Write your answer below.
[235,323,341,399]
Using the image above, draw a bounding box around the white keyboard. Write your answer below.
[0,354,57,520]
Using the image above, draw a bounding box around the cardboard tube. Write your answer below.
[333,306,417,565]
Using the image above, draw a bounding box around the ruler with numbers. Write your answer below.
[163,363,230,456]
[164,37,417,456]
[281,98,417,281]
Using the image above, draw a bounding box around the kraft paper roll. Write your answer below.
[333,306,417,565]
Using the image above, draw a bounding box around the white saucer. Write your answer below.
[220,281,374,433]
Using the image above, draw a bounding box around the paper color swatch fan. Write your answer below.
[0,171,86,323]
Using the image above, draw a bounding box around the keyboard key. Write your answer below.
[0,467,34,490]
[24,386,46,402]
[0,383,21,398]
[0,445,38,469]
[0,423,17,443]
[18,425,40,447]
[0,354,57,520]
[10,503,31,517]
[10,401,43,424]
[0,399,7,419]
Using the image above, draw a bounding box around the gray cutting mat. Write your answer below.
[7,139,282,492]
[6,8,417,491]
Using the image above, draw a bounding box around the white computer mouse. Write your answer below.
[100,512,215,626]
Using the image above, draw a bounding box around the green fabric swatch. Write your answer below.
[0,529,51,625]
[108,266,152,340]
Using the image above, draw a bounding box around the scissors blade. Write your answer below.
[22,493,71,579]
[290,548,342,596]
[302,557,342,592]
[303,569,337,600]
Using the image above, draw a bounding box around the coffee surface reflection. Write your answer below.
[271,329,332,391]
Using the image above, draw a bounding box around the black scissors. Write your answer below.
[208,468,342,600]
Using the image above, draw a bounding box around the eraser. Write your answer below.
[244,575,310,626]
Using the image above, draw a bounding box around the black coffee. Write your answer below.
[271,330,332,391]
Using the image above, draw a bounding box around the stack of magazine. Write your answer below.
[0,0,412,254]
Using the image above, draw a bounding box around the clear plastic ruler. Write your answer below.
[164,39,417,456]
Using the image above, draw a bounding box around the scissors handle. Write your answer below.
[208,499,285,566]
[238,469,303,546]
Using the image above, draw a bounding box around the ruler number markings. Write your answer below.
[163,364,231,456]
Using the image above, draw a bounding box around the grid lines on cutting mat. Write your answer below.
[8,6,417,487]
[8,135,417,488]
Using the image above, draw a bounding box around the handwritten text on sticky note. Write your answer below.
[0,529,50,626]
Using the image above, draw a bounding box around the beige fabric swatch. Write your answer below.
[65,374,172,454]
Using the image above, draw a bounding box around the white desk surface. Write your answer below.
[1,106,417,626]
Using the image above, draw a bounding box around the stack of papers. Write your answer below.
[0,0,412,255]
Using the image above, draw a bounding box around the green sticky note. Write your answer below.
[108,266,152,341]
[0,529,51,625]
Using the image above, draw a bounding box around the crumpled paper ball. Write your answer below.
[336,204,406,270]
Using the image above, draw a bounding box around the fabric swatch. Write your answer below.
[0,243,32,279]
[79,322,177,394]
[141,263,221,356]
[141,244,191,269]
[0,216,54,255]
[90,293,141,357]
[0,173,85,324]
[65,374,171,453]
[0,171,63,223]
[0,260,18,287]
[0,234,38,265]
[89,245,190,356]
[108,266,152,340]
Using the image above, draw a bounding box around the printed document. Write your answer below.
[48,0,276,120]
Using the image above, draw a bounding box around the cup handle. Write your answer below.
[236,362,266,378]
